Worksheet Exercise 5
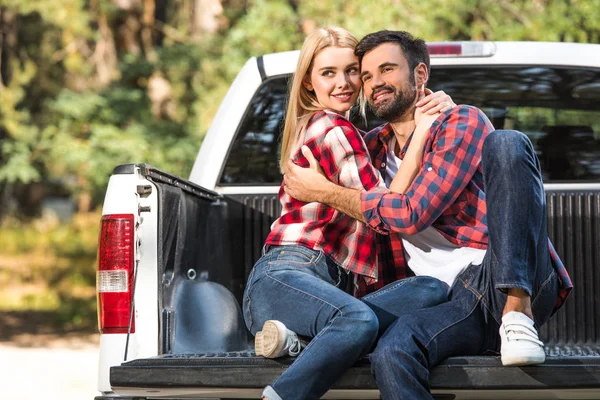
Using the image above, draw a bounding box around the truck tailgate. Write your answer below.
[110,351,600,399]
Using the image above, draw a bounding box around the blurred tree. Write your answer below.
[191,0,224,37]
[0,0,597,219]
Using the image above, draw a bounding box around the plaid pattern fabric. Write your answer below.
[266,110,384,284]
[359,105,573,312]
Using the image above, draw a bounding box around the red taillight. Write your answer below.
[427,42,496,58]
[428,43,462,56]
[97,214,135,334]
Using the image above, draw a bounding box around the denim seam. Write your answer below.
[424,295,482,357]
[480,294,501,327]
[495,283,531,292]
[361,279,408,301]
[243,266,259,332]
[264,269,343,321]
[244,295,253,332]
[459,268,506,327]
[245,268,256,290]
[423,273,483,360]
[460,274,485,302]
[264,270,344,388]
[273,250,316,266]
[530,271,555,310]
[269,248,324,267]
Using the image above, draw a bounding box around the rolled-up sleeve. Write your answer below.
[361,187,394,234]
[361,105,493,235]
[319,125,382,190]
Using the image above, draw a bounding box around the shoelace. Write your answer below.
[503,322,544,346]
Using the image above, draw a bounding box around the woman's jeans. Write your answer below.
[243,245,449,400]
[369,130,560,400]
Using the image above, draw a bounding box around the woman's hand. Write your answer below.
[416,88,455,115]
[414,91,443,128]
[284,146,330,203]
[414,112,441,133]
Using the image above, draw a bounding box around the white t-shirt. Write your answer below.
[385,137,486,288]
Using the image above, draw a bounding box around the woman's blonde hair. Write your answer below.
[279,27,358,173]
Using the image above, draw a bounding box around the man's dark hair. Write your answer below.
[355,30,430,74]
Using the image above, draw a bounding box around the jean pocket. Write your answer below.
[271,247,321,266]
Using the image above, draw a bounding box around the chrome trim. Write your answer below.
[217,186,280,195]
[216,183,600,196]
[543,183,600,191]
[113,387,381,399]
[113,386,600,399]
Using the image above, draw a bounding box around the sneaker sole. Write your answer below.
[255,320,287,358]
[501,353,546,366]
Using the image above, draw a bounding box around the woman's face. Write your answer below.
[304,46,360,114]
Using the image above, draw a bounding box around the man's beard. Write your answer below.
[369,84,417,123]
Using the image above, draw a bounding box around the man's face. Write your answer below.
[360,42,418,122]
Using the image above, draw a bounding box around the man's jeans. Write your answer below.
[243,245,449,400]
[370,130,560,400]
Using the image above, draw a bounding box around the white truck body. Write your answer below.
[96,41,600,399]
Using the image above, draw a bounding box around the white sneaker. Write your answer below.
[255,320,306,358]
[500,311,546,366]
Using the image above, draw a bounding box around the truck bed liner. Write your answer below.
[112,347,600,391]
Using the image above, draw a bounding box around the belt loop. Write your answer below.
[262,244,271,256]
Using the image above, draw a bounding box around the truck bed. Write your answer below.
[104,165,600,399]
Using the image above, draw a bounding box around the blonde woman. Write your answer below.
[242,27,450,400]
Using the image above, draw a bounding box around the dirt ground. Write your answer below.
[0,311,100,400]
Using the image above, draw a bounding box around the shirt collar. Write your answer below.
[377,123,414,159]
[377,123,395,143]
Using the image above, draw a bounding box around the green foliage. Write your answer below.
[0,0,598,327]
[0,212,99,329]
[1,0,598,204]
[225,0,303,67]
[0,58,41,183]
[299,0,417,39]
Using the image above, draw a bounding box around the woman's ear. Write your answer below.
[414,62,429,92]
[303,76,314,91]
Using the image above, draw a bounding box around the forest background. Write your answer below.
[0,0,598,337]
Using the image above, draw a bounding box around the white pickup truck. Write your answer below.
[95,41,600,400]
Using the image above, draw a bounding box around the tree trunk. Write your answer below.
[0,7,17,88]
[191,0,223,38]
[77,176,92,213]
[113,0,142,9]
[90,0,119,86]
[154,0,167,46]
[141,0,157,60]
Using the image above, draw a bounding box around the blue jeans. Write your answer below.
[370,130,560,399]
[243,245,449,400]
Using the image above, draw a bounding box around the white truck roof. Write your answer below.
[190,41,600,191]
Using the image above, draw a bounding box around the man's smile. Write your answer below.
[372,88,394,104]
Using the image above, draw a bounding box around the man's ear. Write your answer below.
[414,62,429,93]
[303,76,314,91]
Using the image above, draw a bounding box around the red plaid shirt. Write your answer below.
[359,105,573,313]
[266,111,384,283]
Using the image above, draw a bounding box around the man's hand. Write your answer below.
[416,88,455,115]
[285,146,365,221]
[284,145,332,203]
